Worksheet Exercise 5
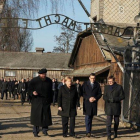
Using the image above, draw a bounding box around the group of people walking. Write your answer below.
[28,68,125,140]
[0,77,31,105]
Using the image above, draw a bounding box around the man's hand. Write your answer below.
[33,91,38,96]
[58,107,62,111]
[89,97,96,103]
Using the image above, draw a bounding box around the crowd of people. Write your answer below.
[0,68,125,140]
[0,77,31,105]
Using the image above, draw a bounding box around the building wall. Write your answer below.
[0,69,69,81]
[74,35,110,70]
[91,0,139,26]
[108,55,124,85]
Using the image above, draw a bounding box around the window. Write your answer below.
[5,71,16,77]
[33,71,38,78]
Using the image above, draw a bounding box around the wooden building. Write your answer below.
[0,48,72,81]
[67,30,133,85]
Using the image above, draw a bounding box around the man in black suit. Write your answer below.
[75,79,82,110]
[0,77,4,98]
[7,78,12,98]
[103,76,125,140]
[1,78,8,100]
[18,78,27,105]
[82,73,102,137]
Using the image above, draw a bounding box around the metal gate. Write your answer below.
[123,44,140,125]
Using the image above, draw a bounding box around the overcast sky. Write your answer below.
[31,0,91,52]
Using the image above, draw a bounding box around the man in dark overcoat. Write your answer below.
[1,78,8,100]
[82,73,102,137]
[11,78,17,98]
[28,68,53,137]
[18,78,27,105]
[75,79,82,110]
[7,78,12,98]
[103,76,125,140]
[0,77,4,98]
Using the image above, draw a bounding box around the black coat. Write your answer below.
[75,83,82,97]
[82,81,102,116]
[8,81,12,91]
[0,80,3,91]
[11,80,17,92]
[18,82,27,94]
[1,81,8,92]
[28,76,53,127]
[103,83,125,116]
[58,85,78,117]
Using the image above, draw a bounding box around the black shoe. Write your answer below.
[70,135,77,138]
[107,136,111,140]
[43,131,48,136]
[63,135,68,138]
[114,131,117,138]
[86,133,91,137]
[34,134,40,137]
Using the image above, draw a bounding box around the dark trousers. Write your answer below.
[27,92,32,103]
[77,95,81,107]
[52,90,57,105]
[8,90,12,98]
[1,90,7,99]
[21,91,26,103]
[85,115,93,133]
[62,116,75,136]
[33,126,48,134]
[13,89,18,100]
[106,115,119,137]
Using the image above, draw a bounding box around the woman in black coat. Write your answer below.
[103,76,125,140]
[58,76,78,138]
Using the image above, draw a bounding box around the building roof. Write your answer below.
[68,29,134,67]
[0,51,72,70]
[64,65,110,77]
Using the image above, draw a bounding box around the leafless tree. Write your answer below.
[0,6,33,52]
[53,25,82,53]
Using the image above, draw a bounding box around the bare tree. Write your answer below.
[53,25,82,53]
[0,6,33,52]
[2,0,75,18]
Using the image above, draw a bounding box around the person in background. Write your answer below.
[26,78,31,104]
[7,78,12,98]
[0,77,4,98]
[52,78,58,106]
[13,81,19,100]
[1,78,8,100]
[55,79,58,102]
[18,78,27,105]
[82,73,102,137]
[11,78,17,98]
[75,79,82,110]
[58,78,65,90]
[58,76,78,138]
[103,76,125,140]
